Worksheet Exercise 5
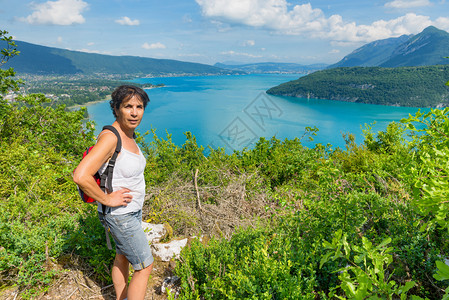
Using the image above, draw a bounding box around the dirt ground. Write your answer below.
[0,259,177,300]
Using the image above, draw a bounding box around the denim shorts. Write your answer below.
[99,210,154,270]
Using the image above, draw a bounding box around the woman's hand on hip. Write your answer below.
[106,188,133,207]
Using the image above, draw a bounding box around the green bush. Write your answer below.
[172,113,449,299]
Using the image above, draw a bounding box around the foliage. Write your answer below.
[171,116,448,299]
[267,65,449,107]
[0,94,95,156]
[176,228,316,300]
[434,260,449,300]
[0,30,21,96]
[0,102,97,297]
[0,34,111,296]
[401,108,449,229]
[320,229,416,299]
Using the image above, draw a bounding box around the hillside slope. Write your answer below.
[1,40,234,76]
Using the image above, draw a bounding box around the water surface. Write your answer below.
[87,74,422,152]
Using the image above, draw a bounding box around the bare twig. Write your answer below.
[65,288,77,299]
[193,169,202,211]
[101,284,114,290]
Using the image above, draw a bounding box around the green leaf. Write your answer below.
[322,240,333,249]
[376,237,391,249]
[319,252,333,269]
[342,235,351,259]
[434,260,449,281]
[399,281,415,296]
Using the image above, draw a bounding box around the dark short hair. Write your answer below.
[110,85,150,118]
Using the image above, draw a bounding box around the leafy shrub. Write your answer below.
[176,227,317,299]
[0,91,103,297]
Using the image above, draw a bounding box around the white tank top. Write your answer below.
[97,146,147,215]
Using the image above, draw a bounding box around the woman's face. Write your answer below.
[115,95,144,131]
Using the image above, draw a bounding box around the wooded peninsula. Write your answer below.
[267,65,449,107]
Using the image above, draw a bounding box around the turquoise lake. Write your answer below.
[87,74,423,152]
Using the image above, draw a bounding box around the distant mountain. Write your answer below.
[329,35,411,68]
[329,26,449,68]
[1,40,236,76]
[214,62,327,74]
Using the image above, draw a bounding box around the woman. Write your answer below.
[73,85,152,300]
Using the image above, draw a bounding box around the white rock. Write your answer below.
[161,276,181,294]
[141,222,166,243]
[152,239,188,262]
[141,223,190,262]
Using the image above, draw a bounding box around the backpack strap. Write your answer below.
[100,125,122,193]
[98,125,122,215]
[98,125,121,250]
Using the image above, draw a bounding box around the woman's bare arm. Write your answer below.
[73,130,132,207]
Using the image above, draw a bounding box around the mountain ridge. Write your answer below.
[1,40,237,76]
[329,26,449,68]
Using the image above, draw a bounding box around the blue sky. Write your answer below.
[1,0,449,65]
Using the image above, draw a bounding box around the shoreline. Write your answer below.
[67,84,164,110]
[68,95,110,110]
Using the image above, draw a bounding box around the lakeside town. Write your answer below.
[5,73,164,106]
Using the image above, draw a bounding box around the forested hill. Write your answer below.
[266,65,449,107]
[329,26,449,68]
[0,40,236,76]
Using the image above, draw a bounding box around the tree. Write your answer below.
[0,30,21,95]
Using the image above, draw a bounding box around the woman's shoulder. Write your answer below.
[96,129,119,153]
[98,128,119,140]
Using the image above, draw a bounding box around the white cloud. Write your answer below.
[87,42,95,46]
[178,53,204,57]
[329,49,340,54]
[196,0,323,30]
[115,16,140,26]
[77,48,112,55]
[322,13,433,42]
[195,0,442,44]
[385,0,431,9]
[142,42,166,50]
[220,50,262,58]
[21,0,88,25]
[435,16,449,30]
[243,39,255,46]
[57,36,63,43]
[210,20,232,32]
